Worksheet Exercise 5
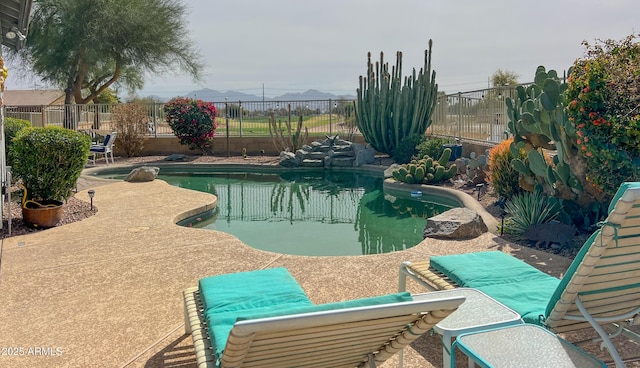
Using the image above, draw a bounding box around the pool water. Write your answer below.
[158,169,459,256]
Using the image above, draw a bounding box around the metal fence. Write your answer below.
[3,85,526,144]
[429,84,526,143]
[4,99,359,139]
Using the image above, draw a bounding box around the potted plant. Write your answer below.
[11,126,91,228]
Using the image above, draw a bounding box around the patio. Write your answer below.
[0,174,638,367]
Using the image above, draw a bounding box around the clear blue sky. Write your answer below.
[9,0,640,99]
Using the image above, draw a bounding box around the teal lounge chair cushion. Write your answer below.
[199,267,313,361]
[430,251,560,324]
[198,267,312,316]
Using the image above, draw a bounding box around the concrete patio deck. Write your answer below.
[0,173,637,367]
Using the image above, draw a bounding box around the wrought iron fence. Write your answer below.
[429,84,527,143]
[3,85,528,144]
[4,99,360,139]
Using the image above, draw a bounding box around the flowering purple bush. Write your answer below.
[163,97,217,152]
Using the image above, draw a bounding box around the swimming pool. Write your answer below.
[95,167,460,256]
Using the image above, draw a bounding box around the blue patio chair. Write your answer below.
[89,131,117,165]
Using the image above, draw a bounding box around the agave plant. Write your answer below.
[503,189,561,235]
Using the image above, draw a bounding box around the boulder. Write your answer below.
[423,208,488,239]
[125,166,160,182]
[332,157,355,167]
[353,145,375,167]
[279,151,299,167]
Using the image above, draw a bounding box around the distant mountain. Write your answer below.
[184,88,355,102]
[275,89,354,101]
[185,88,264,102]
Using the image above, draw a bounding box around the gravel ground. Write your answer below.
[0,154,588,258]
[1,195,96,239]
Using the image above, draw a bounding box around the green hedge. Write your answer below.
[4,117,31,168]
[12,126,91,202]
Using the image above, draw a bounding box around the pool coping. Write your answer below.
[383,179,499,233]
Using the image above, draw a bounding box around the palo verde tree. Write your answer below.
[491,69,519,87]
[20,0,203,128]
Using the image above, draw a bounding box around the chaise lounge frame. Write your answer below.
[399,183,640,368]
[184,287,464,368]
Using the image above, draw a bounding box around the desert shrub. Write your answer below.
[488,137,523,200]
[503,189,561,235]
[392,134,425,164]
[4,117,31,168]
[566,34,640,196]
[112,103,148,157]
[416,136,447,160]
[12,126,91,202]
[163,97,218,153]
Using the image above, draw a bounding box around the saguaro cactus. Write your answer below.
[355,39,438,156]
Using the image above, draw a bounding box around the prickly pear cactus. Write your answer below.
[465,153,489,185]
[506,66,605,207]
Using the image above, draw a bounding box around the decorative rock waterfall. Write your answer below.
[279,135,375,168]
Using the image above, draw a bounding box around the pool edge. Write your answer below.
[383,179,499,234]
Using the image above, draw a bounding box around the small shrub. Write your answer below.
[163,97,217,153]
[392,134,425,164]
[488,137,523,200]
[416,137,447,160]
[503,189,561,235]
[111,103,148,157]
[12,126,91,202]
[4,117,31,168]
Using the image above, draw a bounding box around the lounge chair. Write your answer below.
[183,267,465,368]
[399,182,640,368]
[89,131,117,165]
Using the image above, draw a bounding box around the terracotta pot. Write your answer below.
[22,200,64,228]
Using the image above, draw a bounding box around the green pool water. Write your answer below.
[97,168,459,256]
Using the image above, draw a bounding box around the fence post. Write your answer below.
[225,97,230,157]
[458,92,464,142]
[238,100,243,138]
[329,98,332,136]
[151,103,158,137]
